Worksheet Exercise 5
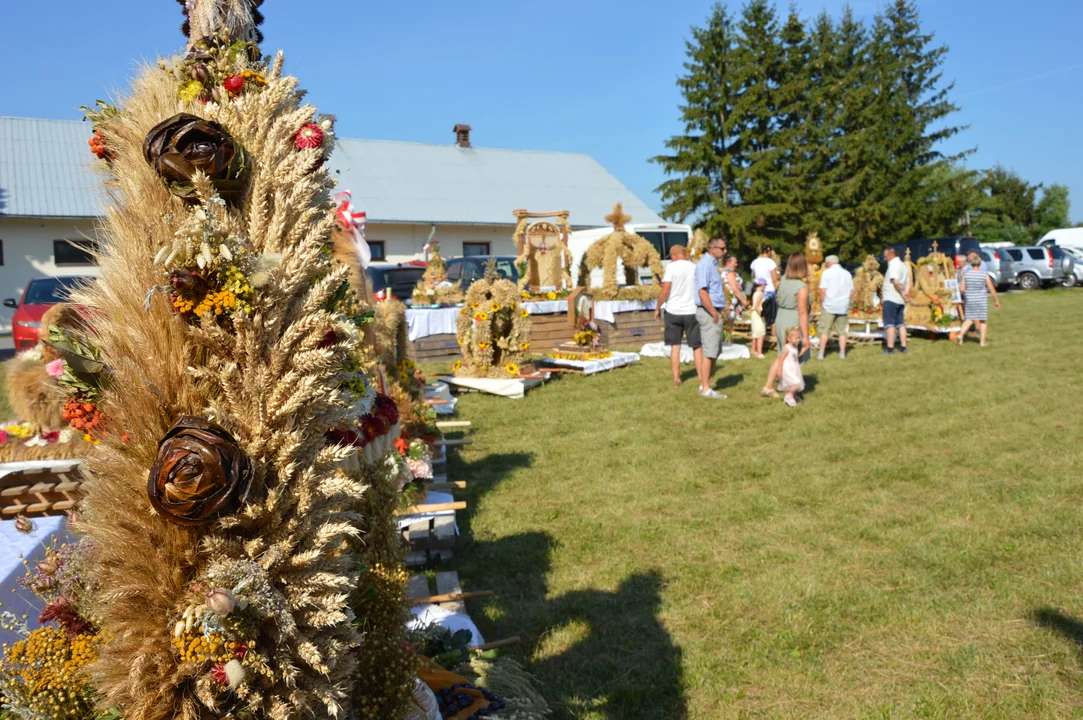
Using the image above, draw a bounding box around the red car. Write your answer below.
[4,276,95,350]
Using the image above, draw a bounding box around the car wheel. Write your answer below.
[1017,273,1039,290]
[1063,274,1078,288]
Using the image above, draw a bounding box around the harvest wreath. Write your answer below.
[578,204,663,301]
[453,264,532,379]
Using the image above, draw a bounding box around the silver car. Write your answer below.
[1062,246,1083,287]
[978,248,1016,290]
[1002,246,1072,290]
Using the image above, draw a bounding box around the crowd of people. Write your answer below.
[654,239,1001,405]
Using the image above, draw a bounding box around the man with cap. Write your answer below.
[654,244,701,386]
[817,255,854,360]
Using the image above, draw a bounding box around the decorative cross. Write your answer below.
[605,203,631,232]
[931,240,939,254]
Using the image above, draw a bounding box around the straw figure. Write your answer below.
[578,204,663,301]
[454,262,531,378]
[4,1,418,717]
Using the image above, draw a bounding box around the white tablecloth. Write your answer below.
[408,603,485,647]
[405,306,462,341]
[522,300,566,315]
[593,300,657,324]
[541,351,640,375]
[0,515,69,647]
[639,342,751,363]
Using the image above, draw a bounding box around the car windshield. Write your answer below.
[23,276,90,305]
[490,259,518,281]
[366,267,424,292]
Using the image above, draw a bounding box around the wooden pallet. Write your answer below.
[0,461,85,518]
[598,309,664,347]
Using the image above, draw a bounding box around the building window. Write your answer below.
[54,239,98,266]
[463,242,490,257]
[369,241,386,262]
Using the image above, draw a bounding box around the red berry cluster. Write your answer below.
[326,393,399,448]
[88,130,115,161]
[62,399,104,434]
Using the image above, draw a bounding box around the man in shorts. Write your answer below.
[693,237,728,399]
[817,255,854,360]
[654,245,701,386]
[881,247,912,355]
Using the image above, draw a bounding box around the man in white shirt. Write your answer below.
[750,244,780,338]
[816,255,854,360]
[654,245,702,386]
[881,247,912,355]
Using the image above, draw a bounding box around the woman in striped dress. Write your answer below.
[957,251,1000,346]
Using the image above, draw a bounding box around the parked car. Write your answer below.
[1001,246,1071,290]
[365,264,425,302]
[978,248,1017,290]
[445,255,519,291]
[4,276,95,350]
[1062,247,1083,286]
[1037,227,1083,251]
[885,236,983,269]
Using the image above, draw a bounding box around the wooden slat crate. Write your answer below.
[598,309,664,347]
[0,461,85,518]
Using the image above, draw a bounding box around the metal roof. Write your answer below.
[0,117,108,218]
[0,116,662,226]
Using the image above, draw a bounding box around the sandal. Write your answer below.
[760,387,779,398]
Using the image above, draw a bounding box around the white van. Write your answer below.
[1037,227,1083,250]
[568,222,692,288]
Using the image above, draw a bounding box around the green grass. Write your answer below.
[438,289,1083,719]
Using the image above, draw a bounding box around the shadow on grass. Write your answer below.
[1031,607,1083,653]
[802,373,820,394]
[449,450,534,543]
[461,531,688,719]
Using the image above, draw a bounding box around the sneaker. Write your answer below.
[839,352,846,360]
[882,348,895,355]
[783,395,798,407]
[700,388,727,400]
[898,347,908,355]
[817,353,825,361]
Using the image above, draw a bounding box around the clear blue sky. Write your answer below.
[2,0,1081,224]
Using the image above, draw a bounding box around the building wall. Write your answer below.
[0,217,102,330]
[368,222,518,264]
[0,218,525,329]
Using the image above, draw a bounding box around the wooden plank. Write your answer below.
[435,571,466,614]
[435,420,471,429]
[395,501,467,516]
[405,574,431,601]
[409,590,494,606]
[472,637,522,653]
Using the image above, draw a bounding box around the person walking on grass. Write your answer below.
[722,254,748,318]
[654,245,702,386]
[957,250,1000,346]
[761,253,810,398]
[778,326,806,408]
[749,278,767,358]
[881,247,911,355]
[817,255,854,360]
[750,243,780,339]
[694,237,728,400]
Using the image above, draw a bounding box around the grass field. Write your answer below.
[442,289,1083,719]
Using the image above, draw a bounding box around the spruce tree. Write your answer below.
[653,3,742,241]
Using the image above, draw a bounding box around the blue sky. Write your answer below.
[2,0,1081,224]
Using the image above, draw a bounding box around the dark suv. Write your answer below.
[365,264,425,302]
[445,256,519,290]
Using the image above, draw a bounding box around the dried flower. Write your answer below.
[143,113,248,203]
[223,74,245,95]
[15,514,34,533]
[206,587,236,616]
[294,123,324,150]
[147,415,253,527]
[223,659,246,688]
[45,358,66,378]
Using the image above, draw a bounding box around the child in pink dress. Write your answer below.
[779,326,805,407]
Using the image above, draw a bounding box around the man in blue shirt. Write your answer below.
[694,237,728,399]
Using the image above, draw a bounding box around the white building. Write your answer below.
[0,116,663,328]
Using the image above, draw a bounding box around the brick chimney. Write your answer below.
[453,124,472,148]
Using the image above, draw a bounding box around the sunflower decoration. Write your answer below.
[454,262,531,378]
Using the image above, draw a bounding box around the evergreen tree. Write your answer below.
[653,3,743,242]
[971,165,1040,244]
